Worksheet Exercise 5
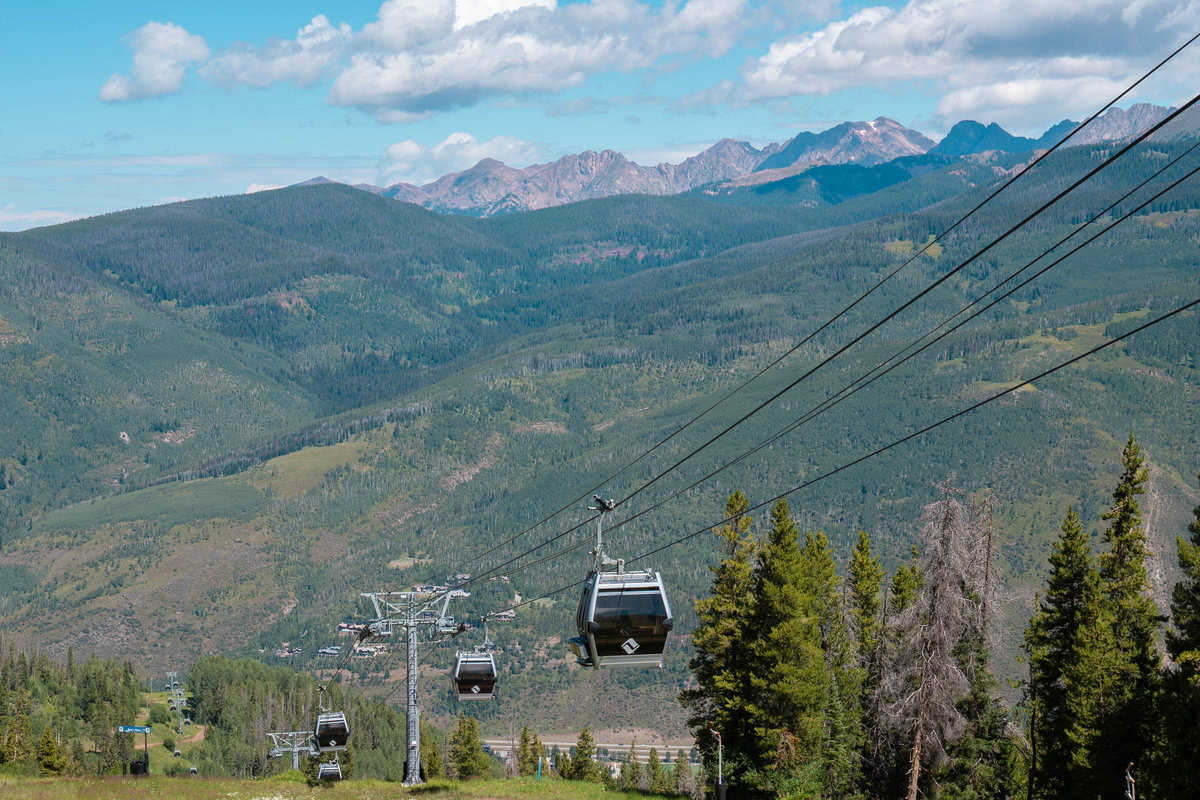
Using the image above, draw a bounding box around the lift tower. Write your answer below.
[266,730,315,771]
[361,589,457,785]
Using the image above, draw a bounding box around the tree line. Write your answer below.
[681,432,1199,799]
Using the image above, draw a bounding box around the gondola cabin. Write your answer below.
[314,711,349,753]
[318,760,343,781]
[571,568,672,668]
[453,652,497,700]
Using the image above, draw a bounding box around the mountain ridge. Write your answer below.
[284,104,1176,217]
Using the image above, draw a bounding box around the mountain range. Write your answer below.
[3,133,1199,734]
[308,104,1175,217]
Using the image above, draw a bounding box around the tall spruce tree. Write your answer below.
[744,499,827,795]
[517,725,535,776]
[848,530,884,674]
[449,713,489,779]
[566,728,597,781]
[800,529,863,797]
[1024,507,1111,798]
[679,490,757,786]
[1095,434,1161,792]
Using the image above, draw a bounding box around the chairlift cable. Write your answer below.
[434,93,1200,597]
[480,296,1200,620]
[581,145,1200,549]
[424,32,1200,586]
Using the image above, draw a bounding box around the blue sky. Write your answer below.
[2,0,1196,230]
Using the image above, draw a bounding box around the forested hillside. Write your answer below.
[0,132,1197,742]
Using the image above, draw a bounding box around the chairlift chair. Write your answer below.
[570,567,672,668]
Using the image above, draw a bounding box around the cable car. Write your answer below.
[453,651,498,700]
[318,759,343,781]
[570,567,672,668]
[314,711,349,753]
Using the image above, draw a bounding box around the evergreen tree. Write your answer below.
[1095,434,1161,790]
[889,546,923,613]
[674,755,695,797]
[620,757,633,790]
[848,529,884,673]
[420,718,444,779]
[448,713,488,779]
[800,529,863,796]
[742,499,827,794]
[517,725,535,776]
[649,746,669,794]
[5,689,35,765]
[627,740,642,789]
[937,636,1021,799]
[532,734,546,775]
[1024,507,1111,798]
[679,490,757,785]
[566,727,597,781]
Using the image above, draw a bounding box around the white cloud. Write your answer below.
[380,131,542,184]
[0,204,84,232]
[732,0,1200,130]
[201,15,352,88]
[100,22,209,102]
[183,0,757,119]
[454,0,558,30]
[244,183,285,194]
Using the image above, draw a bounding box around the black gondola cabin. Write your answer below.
[453,652,497,700]
[314,711,349,753]
[571,568,672,668]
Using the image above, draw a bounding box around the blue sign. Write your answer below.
[118,725,151,734]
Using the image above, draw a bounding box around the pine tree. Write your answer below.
[800,529,863,796]
[745,499,827,783]
[674,754,695,797]
[889,546,923,613]
[517,725,534,776]
[679,490,757,785]
[7,692,34,765]
[566,727,597,781]
[420,718,444,779]
[627,740,642,789]
[1024,507,1111,798]
[848,530,884,673]
[1095,434,1161,788]
[938,635,1021,799]
[449,713,488,779]
[649,746,669,794]
[532,734,546,775]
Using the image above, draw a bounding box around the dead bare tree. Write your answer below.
[877,477,983,800]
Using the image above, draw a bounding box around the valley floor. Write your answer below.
[0,776,676,800]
